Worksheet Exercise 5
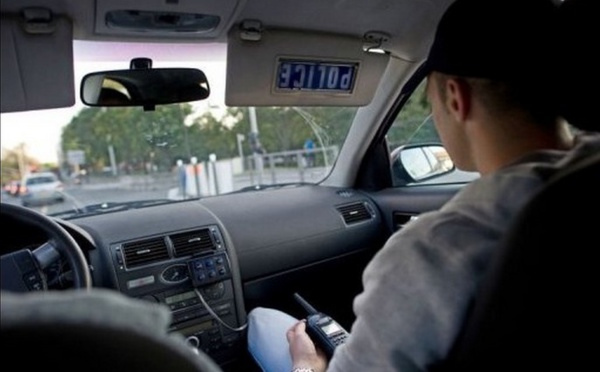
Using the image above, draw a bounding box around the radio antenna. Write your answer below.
[294,292,318,315]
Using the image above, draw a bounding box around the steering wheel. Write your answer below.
[0,203,92,291]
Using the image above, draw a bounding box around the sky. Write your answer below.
[1,107,81,164]
[1,41,227,165]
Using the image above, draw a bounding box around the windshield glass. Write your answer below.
[0,40,357,218]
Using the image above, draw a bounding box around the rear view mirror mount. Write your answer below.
[80,58,210,111]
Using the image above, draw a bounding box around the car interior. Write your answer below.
[1,0,598,371]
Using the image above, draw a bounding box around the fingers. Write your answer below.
[294,319,306,332]
[287,319,329,372]
[286,319,306,342]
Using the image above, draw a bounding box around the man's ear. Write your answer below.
[444,77,471,122]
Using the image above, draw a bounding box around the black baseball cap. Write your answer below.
[424,0,558,81]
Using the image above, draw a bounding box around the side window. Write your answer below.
[387,80,439,148]
[387,79,479,186]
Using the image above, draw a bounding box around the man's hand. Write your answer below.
[287,320,328,372]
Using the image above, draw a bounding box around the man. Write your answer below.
[247,0,600,371]
[303,138,315,168]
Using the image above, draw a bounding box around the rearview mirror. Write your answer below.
[391,144,455,185]
[80,68,210,110]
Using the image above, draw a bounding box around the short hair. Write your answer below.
[432,73,560,128]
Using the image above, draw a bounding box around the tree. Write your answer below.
[186,111,238,161]
[0,144,41,184]
[387,81,439,148]
[229,106,357,155]
[60,103,360,175]
[61,104,195,174]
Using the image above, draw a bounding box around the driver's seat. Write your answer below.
[1,289,223,372]
[437,149,600,371]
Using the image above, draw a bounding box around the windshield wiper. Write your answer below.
[49,199,176,219]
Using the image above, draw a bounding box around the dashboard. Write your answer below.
[45,184,388,366]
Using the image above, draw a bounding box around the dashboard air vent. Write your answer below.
[122,237,169,268]
[171,229,216,257]
[337,202,373,224]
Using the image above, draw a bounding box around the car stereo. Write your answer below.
[110,227,244,365]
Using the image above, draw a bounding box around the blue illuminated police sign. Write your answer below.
[275,58,358,94]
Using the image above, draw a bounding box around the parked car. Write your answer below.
[1,0,597,371]
[19,172,64,207]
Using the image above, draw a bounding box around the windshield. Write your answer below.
[1,40,357,218]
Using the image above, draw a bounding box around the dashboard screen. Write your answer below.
[165,290,196,305]
[321,322,342,336]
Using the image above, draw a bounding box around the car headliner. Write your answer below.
[0,0,454,63]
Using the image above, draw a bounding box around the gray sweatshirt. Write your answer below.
[328,133,600,371]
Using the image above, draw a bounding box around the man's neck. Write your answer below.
[474,120,574,175]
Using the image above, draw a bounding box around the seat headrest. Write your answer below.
[0,290,223,372]
[558,0,598,132]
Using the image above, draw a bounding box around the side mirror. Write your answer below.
[391,143,455,185]
[81,65,210,111]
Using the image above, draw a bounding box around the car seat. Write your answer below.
[433,0,600,370]
[436,150,599,371]
[1,289,224,372]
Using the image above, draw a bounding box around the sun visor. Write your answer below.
[1,13,75,113]
[226,26,390,106]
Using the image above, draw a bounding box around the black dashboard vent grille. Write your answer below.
[337,202,373,224]
[171,229,215,257]
[122,237,169,268]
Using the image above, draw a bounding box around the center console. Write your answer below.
[109,225,245,365]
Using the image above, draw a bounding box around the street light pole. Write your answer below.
[236,133,245,171]
[17,143,26,179]
[106,135,118,176]
[248,107,263,184]
[179,104,191,159]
